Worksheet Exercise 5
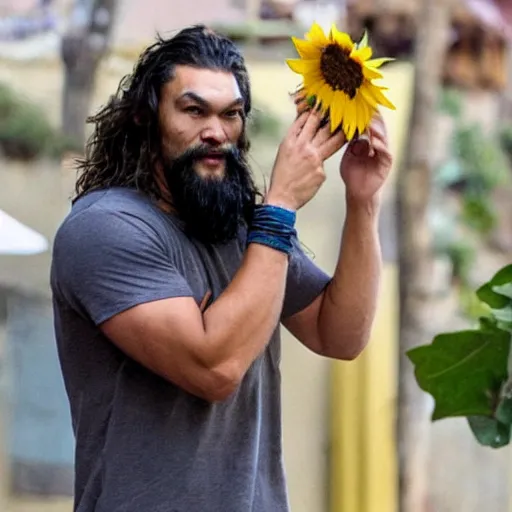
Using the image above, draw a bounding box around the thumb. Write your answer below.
[349,139,370,157]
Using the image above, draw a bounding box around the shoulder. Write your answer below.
[68,187,164,228]
[54,187,172,251]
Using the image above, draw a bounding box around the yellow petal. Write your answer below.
[306,22,328,45]
[329,24,354,51]
[316,83,334,111]
[357,93,373,134]
[344,98,358,140]
[371,86,396,110]
[341,116,350,140]
[366,57,395,69]
[359,84,379,109]
[303,79,324,99]
[352,46,373,62]
[330,91,347,132]
[354,94,364,134]
[291,37,322,59]
[286,59,320,75]
[303,70,324,84]
[362,66,383,80]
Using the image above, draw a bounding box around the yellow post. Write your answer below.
[329,357,365,512]
[329,266,398,512]
[360,265,399,512]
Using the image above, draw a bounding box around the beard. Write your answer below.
[161,143,257,245]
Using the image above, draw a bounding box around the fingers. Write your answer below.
[297,108,323,143]
[287,110,309,138]
[368,112,388,145]
[312,117,334,146]
[371,136,393,165]
[319,128,346,161]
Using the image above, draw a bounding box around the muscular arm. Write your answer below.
[283,200,382,360]
[102,244,288,402]
[283,114,390,360]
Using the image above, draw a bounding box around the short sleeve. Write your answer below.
[281,235,331,319]
[51,206,194,326]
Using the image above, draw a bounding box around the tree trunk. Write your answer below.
[61,0,117,148]
[396,1,453,511]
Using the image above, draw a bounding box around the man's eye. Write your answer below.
[185,106,203,115]
[225,110,241,119]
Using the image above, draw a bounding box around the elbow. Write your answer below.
[321,333,369,361]
[196,361,244,403]
[340,343,366,361]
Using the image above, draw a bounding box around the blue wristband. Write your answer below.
[247,204,296,255]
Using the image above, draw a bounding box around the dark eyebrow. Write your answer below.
[178,91,209,108]
[177,91,244,111]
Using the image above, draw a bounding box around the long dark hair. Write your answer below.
[74,25,256,204]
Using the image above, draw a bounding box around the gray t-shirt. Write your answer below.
[50,187,330,512]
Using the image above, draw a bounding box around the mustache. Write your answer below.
[177,143,239,162]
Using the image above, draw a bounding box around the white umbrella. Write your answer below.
[0,209,48,255]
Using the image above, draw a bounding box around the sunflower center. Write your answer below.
[320,44,363,98]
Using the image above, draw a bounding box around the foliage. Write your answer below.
[408,264,512,448]
[435,90,510,247]
[445,239,475,287]
[499,124,512,163]
[438,87,463,118]
[433,93,511,318]
[0,82,78,161]
[454,124,509,190]
[452,124,509,235]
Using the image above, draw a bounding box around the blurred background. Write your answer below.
[0,0,511,511]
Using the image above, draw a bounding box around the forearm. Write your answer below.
[318,198,382,359]
[202,243,288,375]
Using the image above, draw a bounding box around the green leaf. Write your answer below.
[407,329,511,420]
[467,416,511,448]
[477,283,510,309]
[495,397,512,425]
[492,306,512,324]
[495,378,512,425]
[478,265,512,308]
[493,283,512,300]
[489,264,512,287]
[479,316,499,331]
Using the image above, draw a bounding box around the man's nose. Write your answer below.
[200,116,227,145]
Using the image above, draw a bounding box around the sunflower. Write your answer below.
[286,22,396,141]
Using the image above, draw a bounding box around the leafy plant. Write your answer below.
[445,239,475,287]
[460,194,497,235]
[454,124,509,192]
[0,82,77,160]
[437,124,510,239]
[499,124,512,162]
[408,264,512,448]
[439,87,463,117]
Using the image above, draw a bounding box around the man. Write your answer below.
[51,25,392,512]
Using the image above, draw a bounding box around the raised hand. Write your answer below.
[266,109,346,211]
[340,112,393,205]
